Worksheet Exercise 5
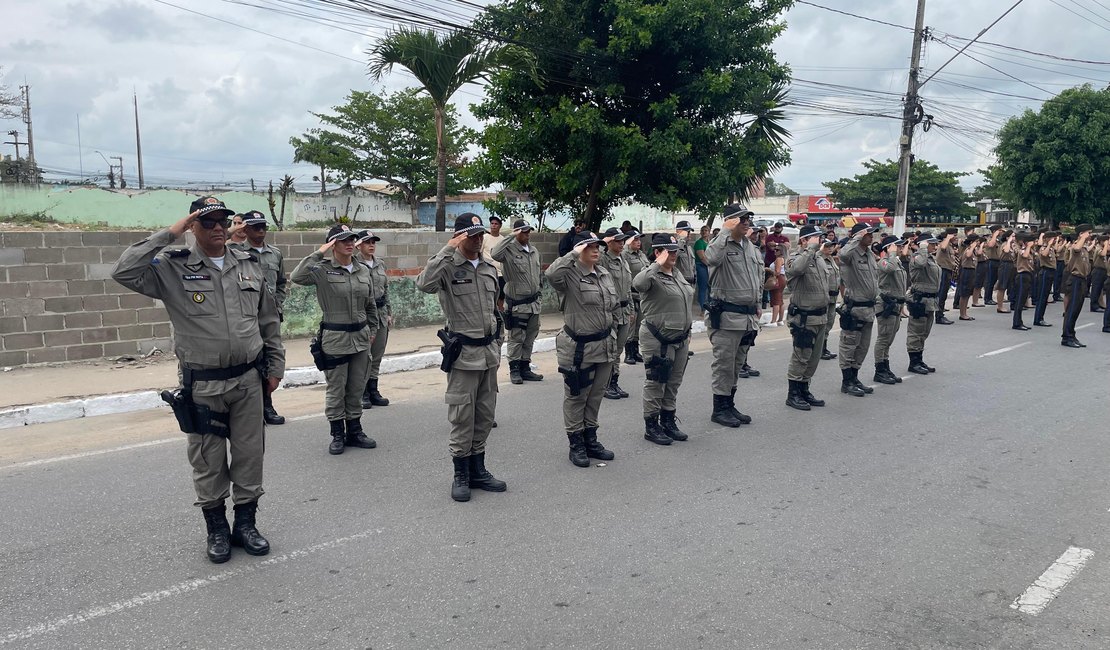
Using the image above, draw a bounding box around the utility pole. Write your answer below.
[5,130,23,159]
[893,0,928,237]
[4,130,24,183]
[112,156,126,189]
[77,114,84,181]
[20,85,37,183]
[133,92,145,189]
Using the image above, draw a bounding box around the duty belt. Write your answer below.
[789,305,828,317]
[320,320,369,332]
[374,297,386,308]
[880,294,906,304]
[845,299,876,308]
[506,291,541,308]
[453,331,498,347]
[914,291,937,298]
[643,322,690,385]
[828,290,839,297]
[183,353,264,383]
[645,322,690,346]
[563,325,612,344]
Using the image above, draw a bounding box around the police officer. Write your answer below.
[416,214,506,501]
[623,230,649,364]
[873,235,909,385]
[634,233,694,443]
[1089,233,1107,313]
[704,204,761,427]
[837,223,878,397]
[491,219,544,385]
[995,231,1016,313]
[983,225,1003,306]
[600,227,633,400]
[111,196,285,564]
[956,234,980,321]
[935,228,958,325]
[291,225,379,455]
[784,224,830,411]
[906,232,940,373]
[820,238,840,360]
[355,230,392,407]
[1011,232,1037,330]
[546,230,621,468]
[674,219,697,286]
[1061,224,1094,348]
[1033,231,1058,327]
[228,210,287,425]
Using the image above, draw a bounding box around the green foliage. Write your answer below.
[994,85,1110,226]
[471,0,793,231]
[825,159,975,218]
[763,177,797,196]
[289,132,352,193]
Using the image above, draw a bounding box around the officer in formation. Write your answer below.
[228,209,287,425]
[633,233,694,444]
[956,234,981,321]
[1010,231,1038,330]
[704,204,761,428]
[491,218,545,385]
[1060,224,1095,347]
[1090,234,1108,314]
[416,214,506,502]
[674,220,698,287]
[873,235,908,384]
[1033,231,1059,327]
[994,230,1017,313]
[622,230,649,364]
[600,227,633,400]
[820,237,840,360]
[546,229,621,468]
[112,196,285,564]
[291,225,379,455]
[783,224,831,411]
[837,224,878,397]
[906,232,940,374]
[934,228,958,325]
[355,230,392,408]
[982,225,1003,307]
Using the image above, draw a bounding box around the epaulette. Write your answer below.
[166,249,190,258]
[230,248,258,263]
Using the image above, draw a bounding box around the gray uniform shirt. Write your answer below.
[909,247,942,312]
[291,252,379,355]
[415,245,501,371]
[839,236,879,323]
[546,250,620,365]
[601,248,632,325]
[491,236,543,317]
[704,232,763,330]
[675,236,696,282]
[786,243,830,325]
[877,254,908,300]
[633,263,694,338]
[230,241,287,312]
[111,228,286,397]
[623,248,649,299]
[824,253,840,302]
[360,256,391,329]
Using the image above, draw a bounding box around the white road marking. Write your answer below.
[0,438,180,471]
[0,528,380,645]
[1010,546,1093,616]
[288,412,323,422]
[978,341,1032,358]
[1077,323,1093,330]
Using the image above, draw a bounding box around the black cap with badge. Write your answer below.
[573,230,602,247]
[326,224,360,243]
[799,224,821,239]
[242,210,268,226]
[355,229,381,243]
[189,196,235,218]
[722,203,755,220]
[511,219,533,233]
[916,232,940,244]
[651,233,680,251]
[675,219,695,232]
[849,223,873,237]
[602,226,631,241]
[453,213,489,237]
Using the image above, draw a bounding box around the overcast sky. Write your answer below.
[2,0,1109,198]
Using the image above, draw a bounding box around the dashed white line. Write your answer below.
[1,438,180,471]
[978,341,1032,358]
[0,528,381,644]
[1010,546,1093,616]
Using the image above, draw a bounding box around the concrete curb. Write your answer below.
[1,321,709,430]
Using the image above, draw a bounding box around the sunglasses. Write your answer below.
[198,218,232,230]
[247,223,268,231]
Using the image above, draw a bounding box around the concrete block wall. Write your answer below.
[0,229,565,366]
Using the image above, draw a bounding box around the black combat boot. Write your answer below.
[328,420,345,455]
[262,392,285,425]
[800,381,825,407]
[360,386,373,410]
[785,379,811,411]
[567,432,591,467]
[873,361,898,385]
[643,414,672,445]
[509,360,523,385]
[583,426,616,459]
[728,388,753,424]
[345,417,377,449]
[612,370,629,398]
[230,501,270,556]
[659,410,688,441]
[632,341,644,363]
[850,368,874,394]
[921,354,936,372]
[603,373,622,400]
[624,341,637,365]
[451,456,471,501]
[519,360,544,382]
[841,368,865,396]
[907,351,930,375]
[367,378,389,406]
[821,347,837,360]
[201,504,231,564]
[742,364,760,377]
[711,395,742,428]
[468,452,507,492]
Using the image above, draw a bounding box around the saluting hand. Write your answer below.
[447,233,469,249]
[655,249,671,265]
[722,217,741,231]
[317,239,336,255]
[572,240,590,255]
[170,210,201,237]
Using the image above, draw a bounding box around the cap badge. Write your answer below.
[204,197,219,205]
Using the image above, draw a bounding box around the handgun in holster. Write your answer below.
[837,303,858,332]
[558,341,594,396]
[160,388,230,438]
[879,296,899,319]
[705,299,724,329]
[644,354,674,384]
[437,328,463,373]
[907,293,928,318]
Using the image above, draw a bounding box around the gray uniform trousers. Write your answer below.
[324,349,370,421]
[786,320,826,382]
[838,320,874,370]
[628,301,641,342]
[821,300,837,352]
[189,371,265,509]
[905,314,933,353]
[640,333,690,417]
[368,325,388,379]
[507,314,540,362]
[614,322,630,359]
[709,327,752,395]
[445,367,498,458]
[873,313,902,362]
[563,362,614,434]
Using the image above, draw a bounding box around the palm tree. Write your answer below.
[290,132,347,195]
[368,28,539,231]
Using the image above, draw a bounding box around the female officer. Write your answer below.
[355,230,392,408]
[633,233,695,445]
[546,230,621,468]
[291,225,378,455]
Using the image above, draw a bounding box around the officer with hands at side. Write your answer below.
[491,219,545,385]
[355,230,393,408]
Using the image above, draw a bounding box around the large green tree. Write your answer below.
[994,85,1110,226]
[368,28,538,231]
[289,132,351,194]
[825,159,975,218]
[299,88,472,224]
[471,0,793,231]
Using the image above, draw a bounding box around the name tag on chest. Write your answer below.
[326,271,344,276]
[182,274,210,281]
[451,279,474,285]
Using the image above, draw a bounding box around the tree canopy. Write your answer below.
[471,0,793,231]
[994,85,1110,226]
[763,177,797,196]
[824,159,975,218]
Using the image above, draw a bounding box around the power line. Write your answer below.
[793,0,913,31]
[919,0,1027,89]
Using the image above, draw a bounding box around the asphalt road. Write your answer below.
[1,308,1109,649]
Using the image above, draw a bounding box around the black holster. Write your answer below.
[705,299,757,330]
[161,389,231,438]
[644,355,674,384]
[558,326,609,395]
[907,294,928,319]
[879,296,899,319]
[437,329,463,373]
[837,304,861,332]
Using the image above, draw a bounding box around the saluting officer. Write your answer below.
[600,227,633,400]
[623,230,649,364]
[837,223,879,397]
[1010,232,1037,330]
[934,228,958,325]
[873,235,909,385]
[704,204,761,428]
[674,219,698,286]
[983,225,1003,306]
[491,219,545,385]
[906,233,940,373]
[956,234,980,321]
[112,196,285,564]
[229,210,288,425]
[416,214,507,502]
[1061,224,1095,348]
[633,233,695,444]
[1089,233,1108,313]
[355,230,393,408]
[784,224,831,411]
[1033,231,1058,327]
[820,238,840,360]
[546,230,621,468]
